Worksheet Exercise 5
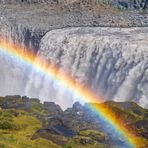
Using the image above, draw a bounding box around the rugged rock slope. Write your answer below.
[0,95,148,147]
[0,0,148,9]
[0,17,45,53]
[27,27,148,108]
[101,0,148,9]
[0,0,148,51]
[0,0,148,52]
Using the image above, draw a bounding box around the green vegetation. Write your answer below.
[30,101,44,114]
[0,109,61,148]
[79,130,107,141]
[65,136,106,148]
[0,96,148,148]
[64,130,113,148]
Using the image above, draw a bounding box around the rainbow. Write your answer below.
[0,40,142,148]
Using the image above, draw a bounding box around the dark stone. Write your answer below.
[30,98,40,102]
[5,95,21,99]
[22,96,29,101]
[133,109,143,115]
[43,102,63,115]
[80,137,93,145]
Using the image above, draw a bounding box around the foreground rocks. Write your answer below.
[0,95,148,147]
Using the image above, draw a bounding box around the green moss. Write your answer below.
[79,130,106,141]
[0,109,61,148]
[31,101,43,113]
[0,120,14,129]
[65,135,107,148]
[0,109,17,130]
[0,100,148,148]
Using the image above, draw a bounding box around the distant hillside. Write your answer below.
[0,95,148,147]
[0,0,148,10]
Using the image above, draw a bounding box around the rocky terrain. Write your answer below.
[0,0,148,9]
[0,95,148,148]
[0,0,148,52]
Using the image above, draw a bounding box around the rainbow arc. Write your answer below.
[0,40,143,148]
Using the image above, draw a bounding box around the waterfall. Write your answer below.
[25,27,148,109]
[0,27,148,109]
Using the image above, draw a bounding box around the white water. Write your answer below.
[0,27,148,109]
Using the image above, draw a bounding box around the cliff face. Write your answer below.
[25,27,148,109]
[0,17,46,53]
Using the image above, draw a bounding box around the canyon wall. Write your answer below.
[0,17,46,53]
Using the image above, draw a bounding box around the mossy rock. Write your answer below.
[65,135,106,148]
[79,130,107,142]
